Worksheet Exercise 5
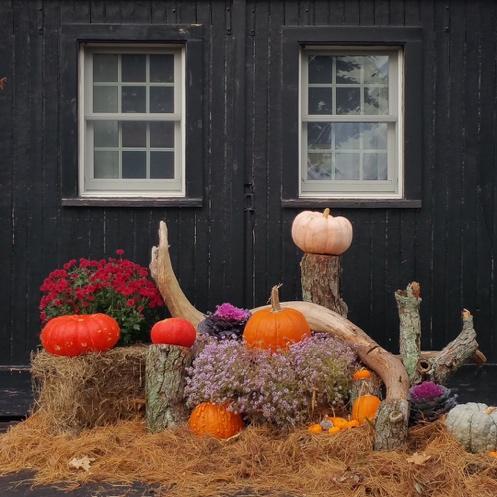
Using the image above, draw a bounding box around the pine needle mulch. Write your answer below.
[1,414,497,497]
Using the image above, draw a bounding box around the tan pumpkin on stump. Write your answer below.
[291,208,353,255]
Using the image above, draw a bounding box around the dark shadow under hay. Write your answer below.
[31,347,146,433]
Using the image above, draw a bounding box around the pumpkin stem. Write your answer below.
[270,284,282,312]
[323,208,331,218]
[485,407,497,415]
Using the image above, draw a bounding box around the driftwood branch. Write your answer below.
[395,282,422,384]
[150,221,205,326]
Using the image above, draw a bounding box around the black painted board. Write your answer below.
[0,370,33,417]
[0,1,14,365]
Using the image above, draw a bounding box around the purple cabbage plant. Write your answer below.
[197,302,251,340]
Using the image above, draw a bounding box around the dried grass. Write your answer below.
[1,414,497,497]
[31,347,146,433]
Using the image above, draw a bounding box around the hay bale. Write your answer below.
[31,346,146,433]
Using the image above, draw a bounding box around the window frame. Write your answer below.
[80,44,185,197]
[300,46,403,199]
[60,23,204,207]
[281,26,423,209]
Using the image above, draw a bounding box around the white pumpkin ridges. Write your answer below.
[446,403,497,453]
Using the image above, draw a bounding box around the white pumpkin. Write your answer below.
[291,208,353,255]
[446,403,497,453]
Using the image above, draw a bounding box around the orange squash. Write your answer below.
[352,395,381,424]
[188,402,244,439]
[291,208,353,255]
[308,423,323,434]
[326,416,349,429]
[243,285,311,351]
[353,368,372,381]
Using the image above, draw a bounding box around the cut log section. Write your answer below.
[145,344,193,433]
[300,254,348,317]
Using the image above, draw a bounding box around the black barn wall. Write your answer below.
[0,0,496,368]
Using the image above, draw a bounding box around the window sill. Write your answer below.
[281,198,421,209]
[61,197,203,208]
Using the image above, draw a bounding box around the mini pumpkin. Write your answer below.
[243,285,311,351]
[188,402,244,439]
[40,314,120,357]
[446,403,497,453]
[353,368,372,381]
[291,208,353,255]
[352,394,381,424]
[151,317,196,347]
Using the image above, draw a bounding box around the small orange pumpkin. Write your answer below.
[188,402,244,439]
[291,208,353,255]
[308,423,323,434]
[328,426,341,434]
[243,285,311,351]
[353,368,372,381]
[352,394,381,423]
[326,416,349,429]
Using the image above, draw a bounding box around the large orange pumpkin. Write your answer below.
[151,317,196,347]
[243,285,311,351]
[188,402,244,439]
[291,208,353,255]
[40,314,120,357]
[352,394,381,424]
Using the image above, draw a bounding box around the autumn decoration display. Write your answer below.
[291,208,353,255]
[150,317,196,347]
[188,402,244,439]
[39,251,164,344]
[243,285,311,351]
[40,313,120,357]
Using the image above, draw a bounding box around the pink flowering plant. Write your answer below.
[185,333,357,428]
[39,250,165,344]
[197,302,251,340]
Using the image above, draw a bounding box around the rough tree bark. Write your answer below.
[394,282,484,385]
[421,310,479,384]
[150,220,410,449]
[145,344,193,433]
[300,254,348,317]
[395,282,422,384]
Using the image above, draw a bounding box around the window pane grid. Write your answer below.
[302,50,399,196]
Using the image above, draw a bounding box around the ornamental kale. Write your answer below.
[197,303,250,340]
[39,250,165,345]
[185,333,357,428]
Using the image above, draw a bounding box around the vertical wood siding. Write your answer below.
[0,0,496,365]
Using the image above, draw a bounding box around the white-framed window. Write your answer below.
[300,47,403,198]
[79,44,185,197]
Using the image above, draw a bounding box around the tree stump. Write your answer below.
[300,254,348,317]
[145,344,193,433]
[395,282,422,384]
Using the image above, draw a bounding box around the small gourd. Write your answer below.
[446,403,497,453]
[352,394,381,424]
[291,208,353,255]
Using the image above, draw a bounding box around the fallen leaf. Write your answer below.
[68,455,95,472]
[407,452,431,466]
